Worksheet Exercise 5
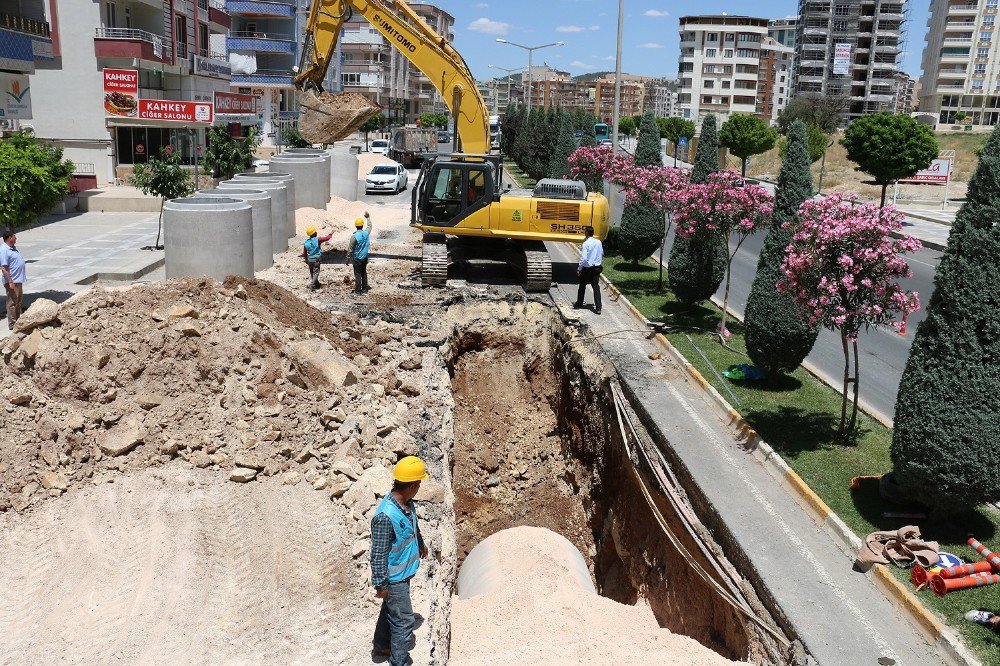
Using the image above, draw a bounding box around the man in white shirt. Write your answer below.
[574,225,604,315]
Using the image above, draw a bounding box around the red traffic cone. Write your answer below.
[898,312,908,336]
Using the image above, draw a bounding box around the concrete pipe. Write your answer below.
[270,153,331,209]
[218,178,289,253]
[194,188,273,272]
[330,152,360,201]
[235,171,296,238]
[456,526,597,600]
[163,197,253,280]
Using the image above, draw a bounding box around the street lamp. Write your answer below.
[495,38,563,110]
[488,64,526,110]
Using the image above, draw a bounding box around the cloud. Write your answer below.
[570,60,597,69]
[637,42,664,49]
[589,25,600,30]
[556,25,585,32]
[475,2,488,6]
[468,17,510,35]
[644,9,669,17]
[601,55,617,61]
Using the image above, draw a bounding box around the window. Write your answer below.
[736,49,758,58]
[985,16,996,26]
[105,1,116,27]
[973,79,985,88]
[199,23,209,54]
[707,32,719,42]
[704,79,715,88]
[989,0,999,8]
[341,73,361,86]
[706,48,717,57]
[725,33,735,42]
[779,86,785,93]
[982,31,994,42]
[833,20,849,31]
[722,80,730,88]
[835,4,850,15]
[175,15,187,58]
[976,62,987,73]
[978,47,990,57]
[124,6,131,29]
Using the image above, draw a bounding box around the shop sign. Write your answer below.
[214,91,254,115]
[103,68,139,117]
[194,55,231,78]
[135,143,145,154]
[0,73,31,119]
[899,158,952,184]
[138,99,214,123]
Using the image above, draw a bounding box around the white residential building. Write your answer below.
[919,0,1000,127]
[677,15,770,125]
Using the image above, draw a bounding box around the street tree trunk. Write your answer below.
[839,331,850,440]
[849,338,860,434]
[741,157,747,178]
[880,183,889,208]
[154,199,165,249]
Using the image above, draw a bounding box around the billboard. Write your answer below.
[0,74,31,119]
[833,43,851,75]
[138,100,214,123]
[898,158,953,184]
[103,68,139,117]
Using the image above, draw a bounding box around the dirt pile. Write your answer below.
[299,90,381,144]
[449,526,740,665]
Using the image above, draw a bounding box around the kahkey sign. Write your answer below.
[138,99,214,123]
[214,91,254,115]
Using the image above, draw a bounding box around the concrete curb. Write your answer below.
[899,209,955,227]
[589,256,980,666]
[892,229,946,253]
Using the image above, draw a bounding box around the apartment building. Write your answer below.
[919,0,1000,126]
[769,16,800,50]
[757,37,794,123]
[893,71,916,112]
[334,2,454,124]
[677,16,770,125]
[645,79,680,117]
[593,74,648,119]
[478,73,523,114]
[793,0,906,121]
[531,69,592,111]
[0,0,55,130]
[27,0,237,184]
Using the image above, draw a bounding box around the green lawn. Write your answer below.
[602,258,1000,664]
[501,156,536,189]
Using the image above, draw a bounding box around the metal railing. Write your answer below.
[198,0,227,9]
[0,11,50,37]
[94,27,172,58]
[232,68,292,77]
[230,30,292,40]
[196,48,228,59]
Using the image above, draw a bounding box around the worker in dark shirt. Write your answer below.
[371,456,429,665]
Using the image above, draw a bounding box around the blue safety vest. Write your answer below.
[374,494,420,583]
[304,236,321,261]
[352,229,370,261]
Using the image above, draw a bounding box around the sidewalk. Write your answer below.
[1,211,163,336]
[546,240,950,665]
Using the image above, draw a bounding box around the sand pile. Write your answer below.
[449,526,741,665]
[0,276,451,524]
[358,152,399,179]
[295,195,368,236]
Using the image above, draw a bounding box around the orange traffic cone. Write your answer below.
[931,572,1000,596]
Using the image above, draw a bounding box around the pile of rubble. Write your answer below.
[0,277,451,548]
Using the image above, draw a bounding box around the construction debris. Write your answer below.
[298,90,382,144]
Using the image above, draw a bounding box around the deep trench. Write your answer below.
[442,300,778,663]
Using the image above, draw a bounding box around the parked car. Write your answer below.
[370,139,389,155]
[437,130,451,143]
[598,138,613,147]
[365,163,408,194]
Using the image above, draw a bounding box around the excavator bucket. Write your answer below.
[298,90,382,144]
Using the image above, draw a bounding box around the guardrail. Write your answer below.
[230,30,292,40]
[94,27,173,59]
[0,11,50,37]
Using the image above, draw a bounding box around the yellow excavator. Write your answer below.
[294,0,609,291]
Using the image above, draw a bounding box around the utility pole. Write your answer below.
[496,39,564,110]
[608,0,624,226]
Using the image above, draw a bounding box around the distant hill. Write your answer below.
[572,71,614,82]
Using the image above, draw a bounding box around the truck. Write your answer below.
[489,115,500,150]
[388,126,437,168]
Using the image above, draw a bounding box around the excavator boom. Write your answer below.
[295,0,490,151]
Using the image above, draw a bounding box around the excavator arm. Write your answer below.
[295,0,490,153]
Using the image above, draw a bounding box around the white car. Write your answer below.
[370,139,389,155]
[365,163,408,194]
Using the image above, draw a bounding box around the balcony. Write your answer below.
[0,11,51,37]
[94,27,172,64]
[198,0,231,29]
[226,31,295,53]
[943,33,974,43]
[225,0,295,17]
[938,82,967,89]
[230,68,293,87]
[947,3,981,14]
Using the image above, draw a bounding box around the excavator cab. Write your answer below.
[411,155,501,228]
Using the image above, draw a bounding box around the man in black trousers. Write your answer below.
[574,225,604,315]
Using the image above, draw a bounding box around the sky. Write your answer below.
[428,0,931,82]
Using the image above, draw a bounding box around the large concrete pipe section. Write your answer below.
[456,526,596,600]
[235,171,296,237]
[218,178,288,253]
[286,147,356,201]
[270,153,330,209]
[163,197,253,280]
[194,188,273,271]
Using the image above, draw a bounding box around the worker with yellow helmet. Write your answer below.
[371,455,429,664]
[301,225,332,291]
[346,211,372,294]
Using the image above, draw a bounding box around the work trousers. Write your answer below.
[307,260,321,290]
[576,265,602,312]
[5,283,23,329]
[352,257,369,294]
[373,579,414,666]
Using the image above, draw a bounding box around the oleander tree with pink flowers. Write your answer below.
[777,194,922,440]
[673,171,774,335]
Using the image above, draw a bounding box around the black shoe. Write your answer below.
[572,303,582,309]
[595,309,602,315]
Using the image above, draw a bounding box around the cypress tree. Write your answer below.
[890,125,1000,513]
[619,111,665,263]
[668,236,728,305]
[744,119,820,378]
[548,110,577,179]
[670,113,725,303]
[691,113,719,184]
[579,110,597,148]
[514,107,539,177]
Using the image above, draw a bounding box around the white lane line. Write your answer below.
[663,382,902,662]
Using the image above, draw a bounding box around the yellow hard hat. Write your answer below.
[306,226,317,236]
[393,456,429,482]
[354,217,365,227]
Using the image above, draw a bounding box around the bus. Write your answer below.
[594,122,610,144]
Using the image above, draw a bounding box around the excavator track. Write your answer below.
[421,233,448,288]
[522,242,552,293]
